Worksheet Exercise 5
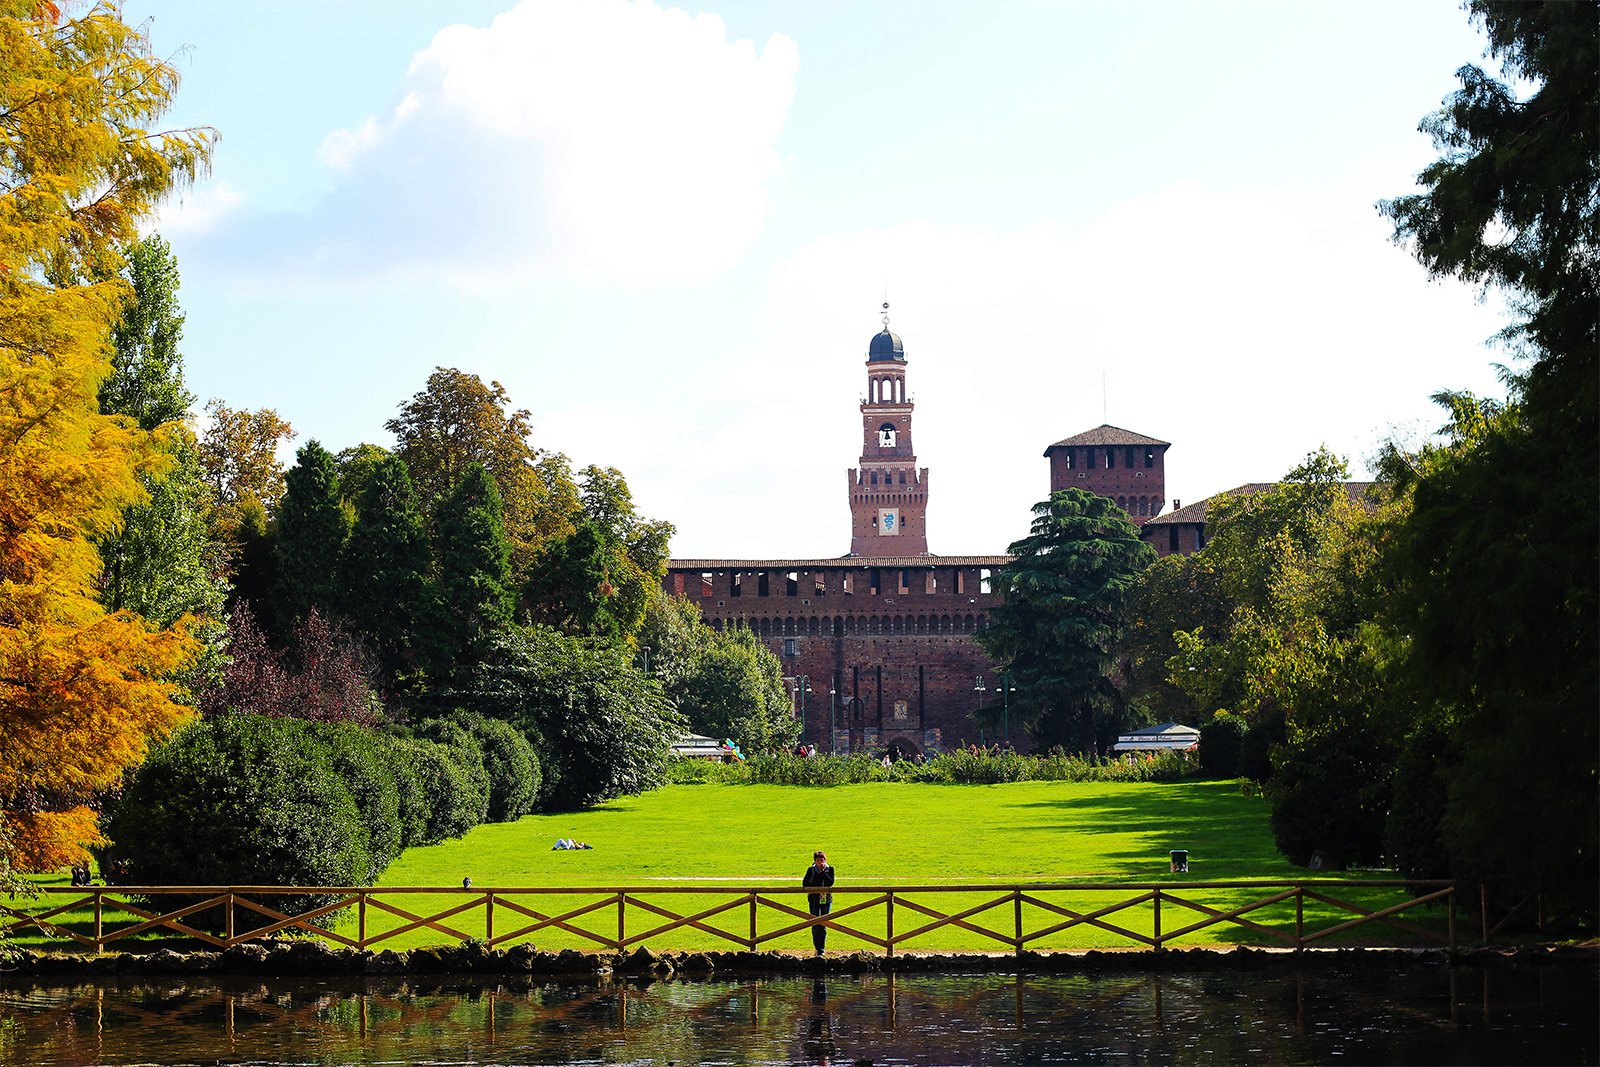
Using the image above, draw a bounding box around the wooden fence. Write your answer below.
[3,880,1458,955]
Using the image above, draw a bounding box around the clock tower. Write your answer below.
[848,304,930,555]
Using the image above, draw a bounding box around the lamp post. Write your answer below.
[999,670,1014,742]
[973,674,987,746]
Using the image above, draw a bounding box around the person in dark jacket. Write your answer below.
[803,850,835,956]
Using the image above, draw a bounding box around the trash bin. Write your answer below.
[1170,850,1189,873]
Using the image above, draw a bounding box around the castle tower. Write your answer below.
[848,304,929,555]
[1044,425,1170,524]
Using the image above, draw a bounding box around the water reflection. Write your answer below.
[1,964,1594,1066]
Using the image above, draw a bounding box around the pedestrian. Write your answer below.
[803,850,835,956]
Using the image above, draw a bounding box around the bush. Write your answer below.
[1198,714,1247,778]
[404,738,484,844]
[444,710,539,821]
[313,722,403,879]
[414,719,491,826]
[100,716,371,921]
[662,748,1196,786]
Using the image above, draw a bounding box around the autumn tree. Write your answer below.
[197,398,295,527]
[0,2,212,872]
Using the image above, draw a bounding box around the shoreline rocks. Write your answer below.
[3,941,1595,982]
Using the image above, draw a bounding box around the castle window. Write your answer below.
[731,573,742,597]
[898,570,910,595]
[1145,448,1156,468]
[955,569,966,594]
[980,568,992,594]
[758,573,770,597]
[879,423,897,448]
[1126,447,1138,467]
[1064,450,1075,470]
[783,638,798,657]
[843,573,853,595]
[1169,527,1179,553]
[700,572,714,597]
[1197,528,1207,550]
[898,470,907,485]
[1107,448,1116,469]
[869,569,881,595]
[925,571,937,594]
[786,571,798,596]
[815,574,826,597]
[870,470,879,486]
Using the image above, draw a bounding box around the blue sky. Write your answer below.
[126,0,1509,558]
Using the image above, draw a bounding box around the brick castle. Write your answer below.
[665,307,1196,755]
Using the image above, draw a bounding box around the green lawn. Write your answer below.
[15,781,1444,953]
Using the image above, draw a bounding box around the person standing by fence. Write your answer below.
[804,850,835,956]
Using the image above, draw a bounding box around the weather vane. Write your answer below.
[882,300,890,330]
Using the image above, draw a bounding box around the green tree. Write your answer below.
[334,443,393,508]
[341,454,429,682]
[433,627,683,811]
[1377,1,1596,923]
[93,233,228,681]
[97,234,193,430]
[422,463,515,676]
[272,441,350,643]
[524,521,619,637]
[677,625,797,754]
[386,368,582,581]
[979,488,1155,753]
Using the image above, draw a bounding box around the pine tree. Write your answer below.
[423,463,514,677]
[272,441,350,645]
[341,454,429,682]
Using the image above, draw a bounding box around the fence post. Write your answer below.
[226,891,235,943]
[748,892,758,951]
[1152,888,1162,953]
[94,890,103,952]
[1295,886,1304,950]
[886,891,894,957]
[1013,889,1022,957]
[1448,884,1457,953]
[618,892,627,951]
[486,891,494,945]
[359,893,367,948]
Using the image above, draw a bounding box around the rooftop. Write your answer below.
[1144,482,1379,526]
[669,555,1012,570]
[1044,424,1171,451]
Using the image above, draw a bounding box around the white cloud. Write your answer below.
[150,180,245,238]
[314,0,798,287]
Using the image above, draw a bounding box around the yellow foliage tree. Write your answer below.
[0,1,213,873]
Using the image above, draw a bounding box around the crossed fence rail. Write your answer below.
[3,880,1459,955]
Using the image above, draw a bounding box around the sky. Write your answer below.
[124,0,1513,559]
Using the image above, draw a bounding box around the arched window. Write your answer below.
[964,614,975,632]
[879,422,897,448]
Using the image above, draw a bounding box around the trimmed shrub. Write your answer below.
[313,722,403,879]
[445,710,539,821]
[414,719,491,826]
[404,739,482,844]
[100,715,371,922]
[663,749,1196,786]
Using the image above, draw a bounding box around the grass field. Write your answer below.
[15,781,1442,953]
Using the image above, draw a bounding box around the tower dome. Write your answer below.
[868,328,905,362]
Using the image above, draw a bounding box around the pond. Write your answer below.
[2,962,1594,1065]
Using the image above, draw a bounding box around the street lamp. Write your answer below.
[973,674,987,746]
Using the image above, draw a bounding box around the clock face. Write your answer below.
[879,508,899,535]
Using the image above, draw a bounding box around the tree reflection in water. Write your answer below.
[0,964,1594,1066]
